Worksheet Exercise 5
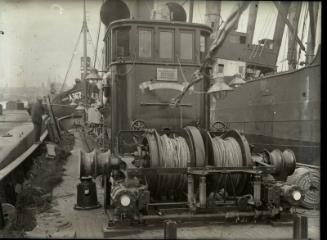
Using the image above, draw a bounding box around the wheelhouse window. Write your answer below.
[180,31,193,60]
[138,29,152,58]
[114,27,130,58]
[159,30,174,59]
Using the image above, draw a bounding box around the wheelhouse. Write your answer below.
[104,19,211,68]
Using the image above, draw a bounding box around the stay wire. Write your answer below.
[60,27,83,93]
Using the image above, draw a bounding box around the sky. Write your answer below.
[0,0,321,88]
[0,0,105,89]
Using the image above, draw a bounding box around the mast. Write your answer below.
[306,2,319,64]
[83,0,88,110]
[246,1,258,45]
[287,2,301,70]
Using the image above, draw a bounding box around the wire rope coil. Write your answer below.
[145,130,190,198]
[287,167,320,209]
[210,136,245,194]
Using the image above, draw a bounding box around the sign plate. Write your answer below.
[157,68,178,81]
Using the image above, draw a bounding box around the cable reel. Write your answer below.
[141,127,252,199]
[206,129,252,195]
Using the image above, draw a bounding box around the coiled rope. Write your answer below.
[156,134,190,196]
[287,167,320,209]
[146,131,190,197]
[211,136,244,194]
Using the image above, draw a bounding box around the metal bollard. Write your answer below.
[293,214,308,239]
[164,220,177,239]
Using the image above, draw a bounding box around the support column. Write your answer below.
[199,176,206,208]
[187,174,194,207]
[253,175,262,207]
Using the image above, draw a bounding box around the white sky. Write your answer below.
[0,1,321,88]
[0,0,105,88]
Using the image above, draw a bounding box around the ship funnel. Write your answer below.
[100,0,130,27]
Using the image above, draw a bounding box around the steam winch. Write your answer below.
[78,126,301,230]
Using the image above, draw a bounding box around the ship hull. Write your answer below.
[213,56,320,165]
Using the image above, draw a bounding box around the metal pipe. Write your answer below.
[199,176,206,208]
[143,210,277,221]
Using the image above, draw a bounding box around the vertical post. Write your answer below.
[187,174,194,207]
[199,176,206,208]
[287,2,302,70]
[164,220,177,239]
[0,202,5,229]
[306,2,319,64]
[293,215,308,239]
[83,0,88,121]
[188,0,194,23]
[253,175,261,207]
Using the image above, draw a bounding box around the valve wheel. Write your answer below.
[130,120,146,131]
[211,121,228,131]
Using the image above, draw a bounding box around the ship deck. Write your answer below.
[0,110,31,135]
[25,129,320,239]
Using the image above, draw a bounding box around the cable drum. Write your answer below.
[210,134,249,195]
[286,167,320,209]
[145,131,190,198]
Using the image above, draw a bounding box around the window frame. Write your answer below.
[158,28,175,62]
[112,26,131,61]
[137,27,154,60]
[179,29,195,63]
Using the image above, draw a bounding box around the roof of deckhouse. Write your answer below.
[104,19,212,38]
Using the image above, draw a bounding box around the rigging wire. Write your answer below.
[176,54,206,94]
[93,14,102,69]
[87,30,102,70]
[60,27,83,92]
